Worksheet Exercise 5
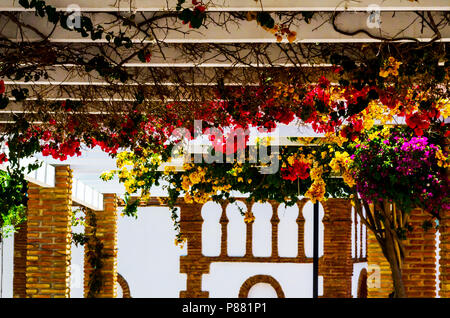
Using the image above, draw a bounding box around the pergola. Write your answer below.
[0,0,448,299]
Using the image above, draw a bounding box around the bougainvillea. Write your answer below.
[350,127,449,218]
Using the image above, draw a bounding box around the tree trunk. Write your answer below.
[383,223,407,298]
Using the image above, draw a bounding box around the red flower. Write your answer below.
[195,5,206,13]
[145,53,152,63]
[318,76,330,88]
[0,153,8,164]
[281,159,310,181]
[0,80,5,94]
[405,112,430,135]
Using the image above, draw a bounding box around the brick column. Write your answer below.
[84,193,118,298]
[25,165,72,298]
[439,208,450,298]
[320,199,353,298]
[368,207,437,298]
[13,221,27,298]
[402,208,436,297]
[179,202,209,298]
[367,229,393,298]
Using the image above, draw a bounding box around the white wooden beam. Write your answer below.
[0,0,448,12]
[2,11,448,43]
[71,176,104,210]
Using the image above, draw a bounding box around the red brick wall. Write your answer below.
[178,202,210,298]
[84,193,118,298]
[440,208,450,297]
[25,165,72,298]
[13,220,27,298]
[178,199,355,298]
[402,208,436,297]
[320,199,353,298]
[368,208,437,297]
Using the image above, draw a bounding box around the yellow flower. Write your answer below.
[181,176,191,191]
[310,165,324,181]
[436,149,449,168]
[184,192,193,204]
[175,235,187,248]
[189,171,202,184]
[164,165,176,175]
[305,178,326,203]
[379,56,402,78]
[244,212,255,224]
[100,170,115,181]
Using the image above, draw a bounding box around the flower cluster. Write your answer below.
[350,127,449,216]
[281,153,311,181]
[0,153,7,164]
[329,151,356,188]
[379,57,402,78]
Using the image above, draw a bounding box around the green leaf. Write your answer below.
[19,0,30,9]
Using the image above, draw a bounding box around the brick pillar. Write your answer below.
[402,208,436,297]
[320,199,353,298]
[368,207,437,298]
[84,193,118,298]
[25,165,72,298]
[367,229,393,298]
[13,220,27,298]
[439,208,450,297]
[179,202,209,298]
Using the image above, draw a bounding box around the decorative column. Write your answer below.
[13,221,27,298]
[179,202,209,298]
[245,201,253,257]
[219,202,228,257]
[320,199,353,298]
[270,202,280,258]
[439,208,450,298]
[25,165,72,298]
[84,193,118,298]
[296,199,307,259]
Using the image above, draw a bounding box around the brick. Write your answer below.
[84,193,118,298]
[25,166,72,298]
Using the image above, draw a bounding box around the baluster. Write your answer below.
[270,201,280,258]
[244,201,253,257]
[220,202,228,257]
[297,199,307,259]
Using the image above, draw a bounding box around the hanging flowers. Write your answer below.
[379,57,402,78]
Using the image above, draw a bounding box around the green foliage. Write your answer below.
[256,12,275,29]
[122,194,139,218]
[0,169,27,238]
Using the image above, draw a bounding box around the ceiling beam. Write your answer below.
[0,0,449,12]
[2,11,448,43]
